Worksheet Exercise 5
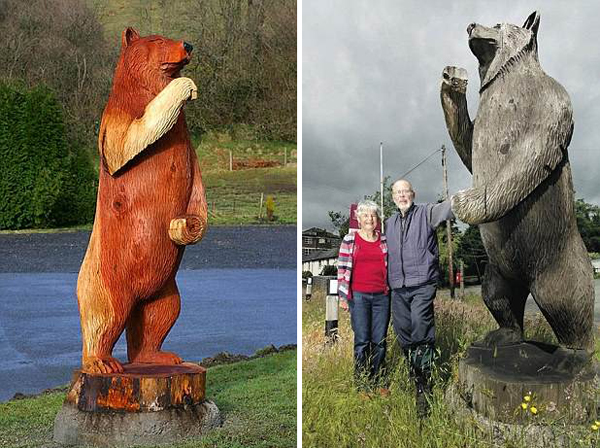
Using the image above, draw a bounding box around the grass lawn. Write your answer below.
[0,349,297,448]
[198,132,297,226]
[302,291,600,448]
[204,167,296,225]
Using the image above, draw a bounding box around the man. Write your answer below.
[385,179,454,417]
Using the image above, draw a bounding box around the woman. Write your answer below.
[337,200,390,392]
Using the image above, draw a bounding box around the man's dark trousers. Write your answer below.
[391,283,436,375]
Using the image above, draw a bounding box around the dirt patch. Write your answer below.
[232,159,280,169]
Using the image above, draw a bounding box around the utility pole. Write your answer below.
[380,142,384,233]
[442,145,455,299]
[459,260,465,299]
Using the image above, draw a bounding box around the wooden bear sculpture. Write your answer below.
[441,12,594,350]
[77,28,208,374]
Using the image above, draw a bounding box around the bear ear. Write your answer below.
[122,27,140,48]
[523,11,540,36]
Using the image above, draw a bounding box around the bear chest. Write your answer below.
[472,90,527,186]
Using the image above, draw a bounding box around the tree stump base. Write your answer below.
[449,341,598,424]
[53,363,222,446]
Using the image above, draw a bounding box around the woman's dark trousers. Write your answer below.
[348,291,390,388]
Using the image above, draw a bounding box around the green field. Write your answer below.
[0,349,297,448]
[199,133,297,226]
[302,292,600,448]
[194,131,297,173]
[204,167,296,225]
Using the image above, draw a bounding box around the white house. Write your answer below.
[302,248,339,276]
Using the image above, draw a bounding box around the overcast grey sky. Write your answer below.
[302,0,600,231]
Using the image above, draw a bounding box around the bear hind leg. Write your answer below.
[481,264,529,346]
[78,282,134,374]
[77,240,137,374]
[530,259,594,351]
[126,279,182,365]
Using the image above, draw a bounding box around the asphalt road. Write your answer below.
[0,225,297,273]
[0,225,297,401]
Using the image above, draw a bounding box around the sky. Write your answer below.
[302,0,600,231]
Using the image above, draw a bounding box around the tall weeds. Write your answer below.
[302,291,599,448]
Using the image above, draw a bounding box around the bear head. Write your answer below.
[114,27,194,95]
[468,11,540,92]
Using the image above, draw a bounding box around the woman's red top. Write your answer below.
[350,233,387,293]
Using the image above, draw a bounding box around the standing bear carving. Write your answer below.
[77,28,208,374]
[440,11,594,350]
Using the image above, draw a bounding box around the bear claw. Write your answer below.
[481,328,523,347]
[83,356,124,374]
[441,66,468,94]
[169,214,207,245]
[451,188,487,225]
[131,351,183,365]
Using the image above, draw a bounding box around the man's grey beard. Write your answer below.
[398,202,412,215]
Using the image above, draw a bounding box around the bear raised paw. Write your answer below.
[440,12,594,350]
[77,28,208,374]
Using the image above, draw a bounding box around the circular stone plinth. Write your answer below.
[454,341,598,424]
[53,400,221,446]
[53,363,221,446]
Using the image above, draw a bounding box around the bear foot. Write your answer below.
[480,328,523,348]
[83,356,124,374]
[169,214,207,245]
[131,350,183,365]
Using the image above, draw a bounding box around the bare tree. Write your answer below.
[0,0,297,144]
[0,0,114,145]
[186,0,296,140]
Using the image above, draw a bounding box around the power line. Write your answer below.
[399,148,442,179]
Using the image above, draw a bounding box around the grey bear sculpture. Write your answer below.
[440,11,594,350]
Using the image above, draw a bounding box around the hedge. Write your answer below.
[0,82,97,229]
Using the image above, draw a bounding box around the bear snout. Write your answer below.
[467,23,476,36]
[183,42,193,54]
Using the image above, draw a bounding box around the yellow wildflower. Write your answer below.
[530,406,538,415]
[591,424,598,431]
[521,403,528,410]
[524,395,531,402]
[595,420,600,426]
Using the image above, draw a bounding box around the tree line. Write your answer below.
[0,0,296,143]
[329,180,600,282]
